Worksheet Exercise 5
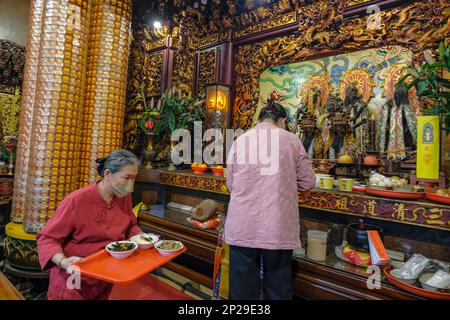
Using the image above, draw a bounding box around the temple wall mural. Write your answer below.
[256,46,417,160]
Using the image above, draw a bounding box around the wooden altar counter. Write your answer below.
[134,169,449,300]
[155,170,450,232]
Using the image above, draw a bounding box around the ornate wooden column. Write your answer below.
[78,0,132,186]
[10,0,45,223]
[162,33,176,93]
[216,35,234,86]
[21,0,91,233]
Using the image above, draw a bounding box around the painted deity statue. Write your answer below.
[344,85,368,156]
[307,88,325,115]
[378,83,417,160]
[308,113,336,159]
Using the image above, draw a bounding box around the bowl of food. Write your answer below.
[105,241,138,260]
[154,240,184,256]
[130,233,160,249]
[390,268,418,285]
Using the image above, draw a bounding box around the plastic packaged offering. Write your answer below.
[397,254,430,280]
[369,171,392,188]
[342,245,371,267]
[425,270,450,289]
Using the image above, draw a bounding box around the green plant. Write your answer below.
[398,42,450,129]
[156,86,205,136]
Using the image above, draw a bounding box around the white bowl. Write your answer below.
[419,272,450,293]
[105,241,137,260]
[130,233,160,249]
[390,268,418,285]
[154,240,184,256]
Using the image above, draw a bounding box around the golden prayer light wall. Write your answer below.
[10,0,45,223]
[23,0,90,233]
[79,0,132,185]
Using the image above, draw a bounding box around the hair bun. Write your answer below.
[266,98,276,110]
[95,157,107,164]
[95,157,108,177]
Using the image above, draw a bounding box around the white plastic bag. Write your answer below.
[398,254,429,279]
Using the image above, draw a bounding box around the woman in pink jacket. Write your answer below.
[225,100,315,300]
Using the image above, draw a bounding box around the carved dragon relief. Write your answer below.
[233,0,450,129]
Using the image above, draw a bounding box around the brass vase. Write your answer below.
[7,153,14,175]
[143,133,156,169]
[166,140,178,172]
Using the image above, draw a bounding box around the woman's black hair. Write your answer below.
[258,99,288,122]
[95,149,140,177]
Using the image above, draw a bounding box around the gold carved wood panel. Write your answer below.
[145,51,163,97]
[233,11,298,40]
[0,85,20,136]
[197,49,216,97]
[232,0,450,129]
[173,46,196,94]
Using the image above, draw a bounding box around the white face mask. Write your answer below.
[111,181,134,198]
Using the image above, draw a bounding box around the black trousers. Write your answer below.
[229,245,293,300]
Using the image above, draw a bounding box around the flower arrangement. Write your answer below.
[0,135,17,163]
[138,100,161,135]
[136,82,162,135]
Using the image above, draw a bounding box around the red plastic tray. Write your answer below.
[384,266,450,300]
[366,188,424,200]
[73,246,187,285]
[352,186,367,193]
[425,192,450,205]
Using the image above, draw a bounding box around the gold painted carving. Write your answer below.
[172,36,196,94]
[234,11,298,39]
[0,86,20,135]
[347,0,375,6]
[145,38,167,52]
[198,34,219,49]
[145,51,163,97]
[197,49,216,97]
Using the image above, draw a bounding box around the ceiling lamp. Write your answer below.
[153,20,162,29]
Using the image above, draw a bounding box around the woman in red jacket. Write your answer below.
[36,149,144,300]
